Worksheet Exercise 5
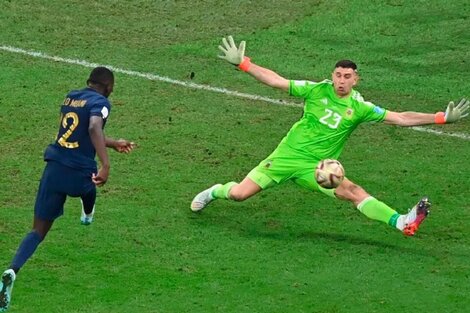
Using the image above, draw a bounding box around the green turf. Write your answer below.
[1,1,470,312]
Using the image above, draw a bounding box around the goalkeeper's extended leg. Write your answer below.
[357,196,430,236]
[335,179,430,236]
[397,197,431,236]
[190,184,223,212]
[190,177,263,212]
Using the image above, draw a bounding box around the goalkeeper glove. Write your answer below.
[217,36,251,72]
[435,98,469,124]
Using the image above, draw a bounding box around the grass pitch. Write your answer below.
[1,1,470,312]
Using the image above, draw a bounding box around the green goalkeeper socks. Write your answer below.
[212,182,237,200]
[357,196,399,226]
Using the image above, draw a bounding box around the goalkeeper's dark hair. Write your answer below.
[87,67,114,87]
[334,60,357,71]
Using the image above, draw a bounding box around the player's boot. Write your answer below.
[403,197,431,236]
[190,184,222,212]
[80,201,95,226]
[0,269,16,312]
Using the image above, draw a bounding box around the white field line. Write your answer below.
[0,45,300,108]
[1,44,469,141]
[411,126,470,140]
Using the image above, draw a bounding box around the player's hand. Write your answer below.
[92,168,109,187]
[113,139,136,153]
[218,36,246,65]
[444,98,469,123]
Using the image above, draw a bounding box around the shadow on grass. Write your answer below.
[248,228,434,254]
[189,210,468,259]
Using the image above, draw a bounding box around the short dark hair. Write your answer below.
[334,60,357,71]
[87,67,114,87]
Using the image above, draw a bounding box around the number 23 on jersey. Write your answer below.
[319,109,342,129]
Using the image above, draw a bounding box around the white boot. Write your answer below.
[190,184,222,212]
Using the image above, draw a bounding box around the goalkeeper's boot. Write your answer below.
[190,184,222,212]
[403,197,431,236]
[80,200,95,226]
[0,269,16,312]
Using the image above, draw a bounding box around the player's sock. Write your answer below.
[81,189,96,215]
[10,231,43,273]
[357,196,398,225]
[212,182,237,200]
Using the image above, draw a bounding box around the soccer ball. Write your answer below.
[315,159,345,189]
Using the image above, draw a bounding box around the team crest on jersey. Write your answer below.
[320,98,328,105]
[344,108,354,119]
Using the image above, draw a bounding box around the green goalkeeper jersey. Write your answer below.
[275,79,387,160]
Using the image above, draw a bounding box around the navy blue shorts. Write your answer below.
[34,161,96,221]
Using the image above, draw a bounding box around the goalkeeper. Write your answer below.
[191,36,469,236]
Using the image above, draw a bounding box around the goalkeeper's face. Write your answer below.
[332,67,358,97]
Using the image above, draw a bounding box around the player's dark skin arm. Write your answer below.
[89,116,110,186]
[105,138,119,148]
[105,137,136,153]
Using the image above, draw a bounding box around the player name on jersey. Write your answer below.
[63,98,87,107]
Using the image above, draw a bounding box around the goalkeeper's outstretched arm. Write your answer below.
[244,63,289,91]
[218,35,289,91]
[385,98,469,126]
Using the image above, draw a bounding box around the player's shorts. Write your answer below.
[247,153,337,198]
[34,160,96,221]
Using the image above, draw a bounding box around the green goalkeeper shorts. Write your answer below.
[246,154,337,198]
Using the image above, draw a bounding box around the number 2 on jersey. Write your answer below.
[319,109,342,129]
[57,112,80,148]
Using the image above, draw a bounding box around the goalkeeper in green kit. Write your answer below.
[191,36,469,236]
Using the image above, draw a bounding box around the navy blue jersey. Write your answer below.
[44,88,111,171]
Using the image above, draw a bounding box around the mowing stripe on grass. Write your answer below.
[1,44,469,141]
[0,45,297,107]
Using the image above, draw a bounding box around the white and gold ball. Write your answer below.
[315,159,345,189]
